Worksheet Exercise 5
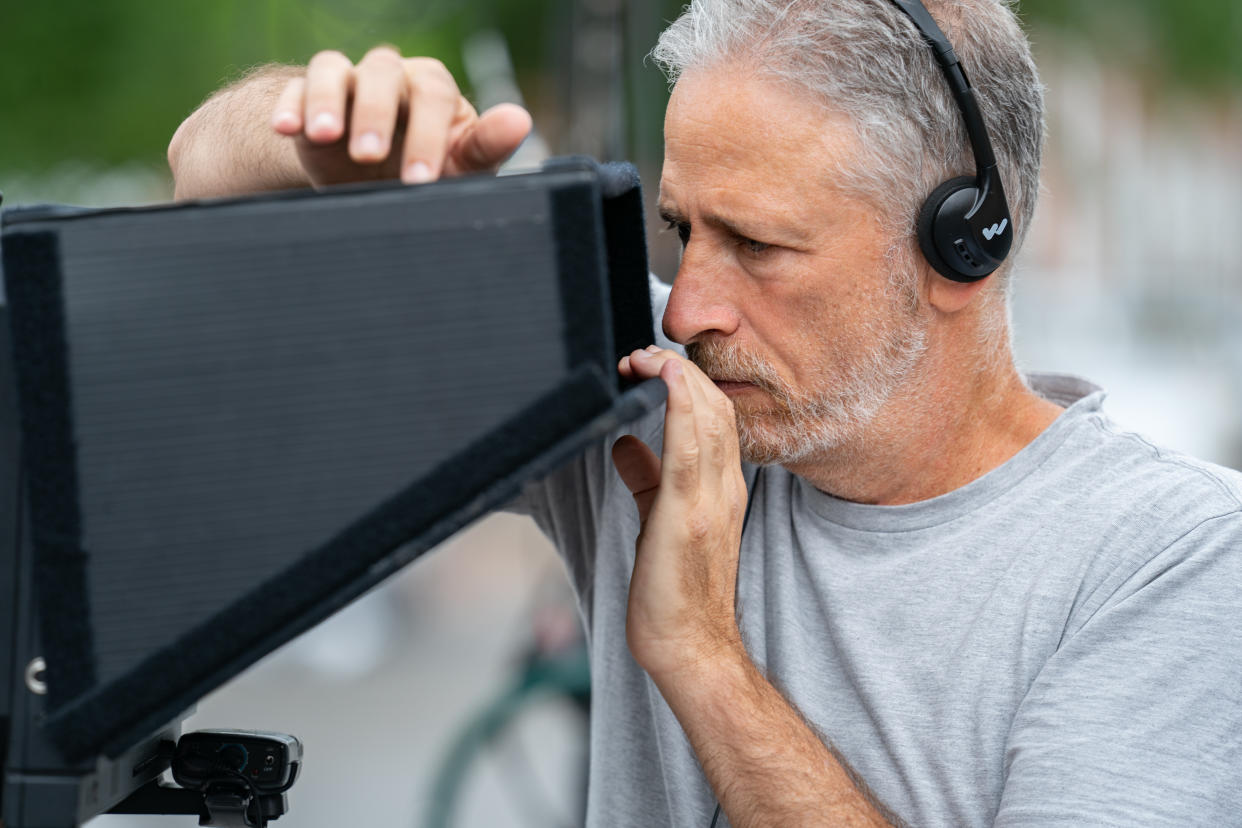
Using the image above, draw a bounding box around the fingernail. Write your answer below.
[272,110,298,131]
[404,161,432,183]
[309,112,339,135]
[645,345,661,353]
[354,131,384,157]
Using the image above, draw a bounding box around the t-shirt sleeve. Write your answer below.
[505,431,614,606]
[503,274,676,605]
[995,511,1242,826]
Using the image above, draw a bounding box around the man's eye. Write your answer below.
[665,219,690,246]
[740,237,771,255]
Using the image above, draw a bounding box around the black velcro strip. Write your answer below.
[599,164,655,363]
[1,230,97,705]
[550,180,615,376]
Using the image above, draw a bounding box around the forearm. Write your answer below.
[654,645,901,828]
[168,64,308,200]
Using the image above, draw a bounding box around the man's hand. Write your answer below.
[270,48,531,187]
[613,347,899,827]
[168,47,531,199]
[612,345,750,680]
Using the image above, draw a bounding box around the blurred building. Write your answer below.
[1017,34,1242,467]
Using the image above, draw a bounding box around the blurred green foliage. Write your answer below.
[0,0,565,172]
[1020,0,1242,92]
[0,0,1238,175]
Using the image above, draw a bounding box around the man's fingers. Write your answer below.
[304,50,354,143]
[625,345,669,379]
[678,355,739,472]
[612,435,662,524]
[627,347,739,496]
[660,359,701,496]
[399,58,460,183]
[450,103,532,173]
[349,47,405,162]
[272,77,306,135]
[281,48,528,185]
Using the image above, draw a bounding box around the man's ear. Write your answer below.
[927,268,993,314]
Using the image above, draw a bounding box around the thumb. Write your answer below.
[451,103,532,172]
[612,435,661,524]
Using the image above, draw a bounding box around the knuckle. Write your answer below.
[728,486,748,520]
[308,49,351,70]
[702,418,727,444]
[350,100,392,128]
[408,59,458,96]
[686,513,713,545]
[362,44,403,65]
[674,441,700,470]
[411,77,458,105]
[410,56,450,79]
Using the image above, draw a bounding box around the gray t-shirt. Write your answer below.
[515,305,1242,828]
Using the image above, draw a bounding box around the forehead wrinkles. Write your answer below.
[661,67,868,222]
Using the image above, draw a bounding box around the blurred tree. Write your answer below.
[1020,0,1242,92]
[0,0,1237,178]
[0,0,561,174]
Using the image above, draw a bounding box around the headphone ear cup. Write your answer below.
[916,175,977,282]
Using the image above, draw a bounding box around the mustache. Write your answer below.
[685,340,788,400]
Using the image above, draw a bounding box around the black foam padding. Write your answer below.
[549,178,614,376]
[599,167,655,365]
[596,161,641,199]
[547,158,653,369]
[0,159,663,760]
[1,232,96,706]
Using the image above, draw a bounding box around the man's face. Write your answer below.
[659,64,930,466]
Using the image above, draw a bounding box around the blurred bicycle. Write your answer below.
[421,576,591,828]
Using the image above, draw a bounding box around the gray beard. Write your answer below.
[686,312,929,466]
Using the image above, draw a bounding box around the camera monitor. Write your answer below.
[0,159,662,824]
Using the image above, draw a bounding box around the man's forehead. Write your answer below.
[660,66,861,208]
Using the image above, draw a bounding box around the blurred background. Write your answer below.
[2,1,1240,826]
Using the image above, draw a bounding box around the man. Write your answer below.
[169,1,1242,825]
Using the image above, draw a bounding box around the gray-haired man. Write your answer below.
[170,1,1242,825]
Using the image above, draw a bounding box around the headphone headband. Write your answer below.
[886,0,1013,282]
[888,0,997,171]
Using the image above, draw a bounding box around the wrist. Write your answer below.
[636,625,750,693]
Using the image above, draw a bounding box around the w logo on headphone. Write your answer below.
[982,219,1009,241]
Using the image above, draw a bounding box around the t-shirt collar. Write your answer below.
[795,373,1106,533]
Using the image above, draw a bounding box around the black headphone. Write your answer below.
[887,0,1013,283]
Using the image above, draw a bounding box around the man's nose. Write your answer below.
[661,250,741,345]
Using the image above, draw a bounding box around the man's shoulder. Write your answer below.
[1051,413,1242,650]
[1057,400,1242,527]
[1024,385,1242,619]
[1028,372,1241,524]
[998,377,1241,640]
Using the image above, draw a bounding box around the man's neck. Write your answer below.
[783,348,1064,506]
